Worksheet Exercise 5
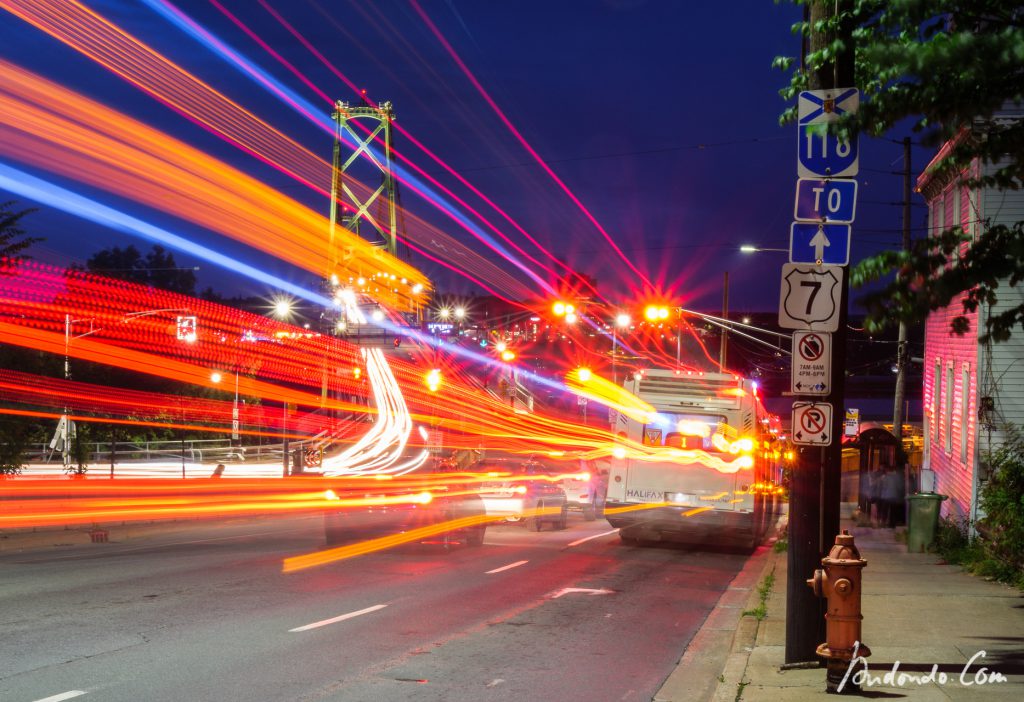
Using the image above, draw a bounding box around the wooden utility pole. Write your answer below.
[785,0,854,665]
[892,137,912,448]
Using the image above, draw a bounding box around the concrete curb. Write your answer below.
[711,547,786,702]
[654,524,785,702]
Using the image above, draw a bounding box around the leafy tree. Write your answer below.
[77,244,197,296]
[0,203,45,472]
[0,201,42,261]
[775,1,1024,342]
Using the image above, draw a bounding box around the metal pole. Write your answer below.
[282,403,290,477]
[719,272,729,369]
[232,366,240,444]
[892,137,912,449]
[786,0,853,665]
[63,314,70,471]
[612,325,618,385]
[675,311,681,366]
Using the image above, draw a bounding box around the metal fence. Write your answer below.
[24,438,289,466]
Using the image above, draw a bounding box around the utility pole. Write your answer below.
[892,137,912,450]
[785,0,853,666]
[719,271,729,369]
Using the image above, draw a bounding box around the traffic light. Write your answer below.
[643,305,670,322]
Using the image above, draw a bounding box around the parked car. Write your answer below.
[323,481,487,549]
[471,457,568,531]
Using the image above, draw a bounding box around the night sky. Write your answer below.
[0,0,933,313]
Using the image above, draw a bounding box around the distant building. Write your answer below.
[918,109,1024,525]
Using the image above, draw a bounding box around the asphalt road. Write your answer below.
[0,514,750,702]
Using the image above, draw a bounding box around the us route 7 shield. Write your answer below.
[778,263,844,331]
[792,402,833,446]
[797,88,859,178]
[792,330,830,395]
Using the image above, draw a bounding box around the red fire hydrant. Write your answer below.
[807,530,870,693]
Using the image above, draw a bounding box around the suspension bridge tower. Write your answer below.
[329,100,402,264]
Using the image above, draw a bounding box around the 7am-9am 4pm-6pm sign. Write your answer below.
[797,88,859,179]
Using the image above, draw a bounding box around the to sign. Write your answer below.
[789,222,851,266]
[792,330,830,395]
[793,401,833,446]
[798,88,859,178]
[794,178,857,223]
[778,263,845,331]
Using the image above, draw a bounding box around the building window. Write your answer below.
[951,187,961,265]
[945,362,954,454]
[960,364,971,465]
[933,359,942,448]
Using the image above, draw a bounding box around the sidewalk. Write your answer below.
[658,505,1024,700]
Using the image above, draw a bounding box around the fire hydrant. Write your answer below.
[807,530,871,693]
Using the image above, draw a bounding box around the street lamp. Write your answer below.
[740,244,788,253]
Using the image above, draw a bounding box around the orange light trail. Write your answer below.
[0,0,536,302]
[281,503,569,572]
[0,58,428,310]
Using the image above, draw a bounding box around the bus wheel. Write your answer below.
[466,524,486,546]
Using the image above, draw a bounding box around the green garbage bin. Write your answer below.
[907,493,947,553]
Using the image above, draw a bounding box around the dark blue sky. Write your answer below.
[0,0,932,312]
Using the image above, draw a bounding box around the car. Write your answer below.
[471,457,569,531]
[322,480,487,549]
[556,459,608,521]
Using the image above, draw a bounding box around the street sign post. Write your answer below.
[789,222,851,265]
[797,88,859,178]
[794,178,857,223]
[792,401,833,446]
[778,263,845,331]
[792,331,831,395]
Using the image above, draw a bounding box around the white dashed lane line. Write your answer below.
[32,692,87,702]
[289,604,388,632]
[486,560,528,574]
[565,528,619,548]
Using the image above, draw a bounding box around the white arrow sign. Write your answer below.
[809,226,831,261]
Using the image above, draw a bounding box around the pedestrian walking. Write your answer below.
[868,466,885,527]
[881,465,905,527]
[211,464,225,478]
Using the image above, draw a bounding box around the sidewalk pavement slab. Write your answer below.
[659,506,1024,701]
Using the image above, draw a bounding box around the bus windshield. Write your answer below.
[640,412,730,452]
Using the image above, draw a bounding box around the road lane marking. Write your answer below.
[548,587,614,599]
[289,604,387,632]
[486,560,528,574]
[32,692,87,702]
[565,528,619,548]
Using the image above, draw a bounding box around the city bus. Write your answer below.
[604,369,785,549]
